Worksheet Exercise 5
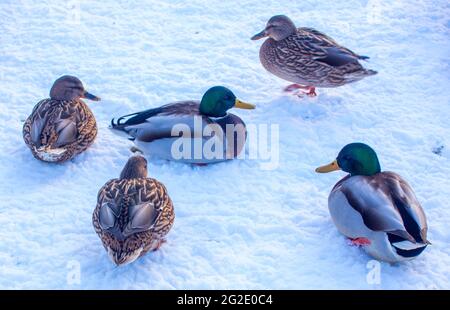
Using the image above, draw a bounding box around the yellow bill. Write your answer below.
[235,99,256,110]
[315,159,341,173]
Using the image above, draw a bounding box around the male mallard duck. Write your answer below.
[93,155,174,266]
[251,15,377,97]
[23,75,100,162]
[110,86,255,164]
[316,143,429,263]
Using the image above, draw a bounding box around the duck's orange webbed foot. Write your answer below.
[348,237,371,246]
[153,239,166,251]
[306,87,317,97]
[284,84,317,97]
[284,84,310,92]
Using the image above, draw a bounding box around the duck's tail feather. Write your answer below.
[357,55,370,60]
[344,68,377,82]
[34,146,68,162]
[365,69,378,76]
[111,106,166,130]
[110,118,128,132]
[389,238,428,258]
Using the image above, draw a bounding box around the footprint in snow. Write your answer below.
[264,93,343,121]
[432,144,445,157]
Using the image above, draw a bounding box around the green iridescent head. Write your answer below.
[199,86,255,117]
[316,143,381,176]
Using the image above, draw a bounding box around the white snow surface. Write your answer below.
[0,0,449,289]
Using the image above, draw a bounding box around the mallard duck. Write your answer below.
[251,15,377,97]
[93,154,175,266]
[316,143,429,263]
[23,75,100,162]
[110,86,255,164]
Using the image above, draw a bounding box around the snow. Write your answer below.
[0,0,449,289]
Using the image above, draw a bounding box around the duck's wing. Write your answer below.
[23,99,58,147]
[93,178,122,235]
[382,172,428,243]
[337,172,428,243]
[94,178,174,239]
[139,178,174,239]
[291,27,370,69]
[299,28,341,46]
[111,101,205,142]
[112,101,201,126]
[298,27,369,60]
[25,99,97,147]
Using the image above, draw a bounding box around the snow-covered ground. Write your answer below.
[0,0,449,289]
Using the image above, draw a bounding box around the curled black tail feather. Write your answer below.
[111,106,166,129]
[358,55,370,60]
[110,118,126,131]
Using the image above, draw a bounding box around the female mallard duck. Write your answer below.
[316,143,429,263]
[93,155,174,266]
[110,86,255,164]
[251,15,377,97]
[23,75,100,162]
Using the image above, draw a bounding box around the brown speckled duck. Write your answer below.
[23,75,100,162]
[251,15,377,97]
[93,155,175,266]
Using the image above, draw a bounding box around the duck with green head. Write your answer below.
[316,143,429,263]
[111,86,255,164]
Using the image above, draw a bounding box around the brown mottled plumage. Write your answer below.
[252,15,377,94]
[22,75,100,162]
[93,156,174,266]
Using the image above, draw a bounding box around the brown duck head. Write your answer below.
[251,15,297,41]
[50,75,101,102]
